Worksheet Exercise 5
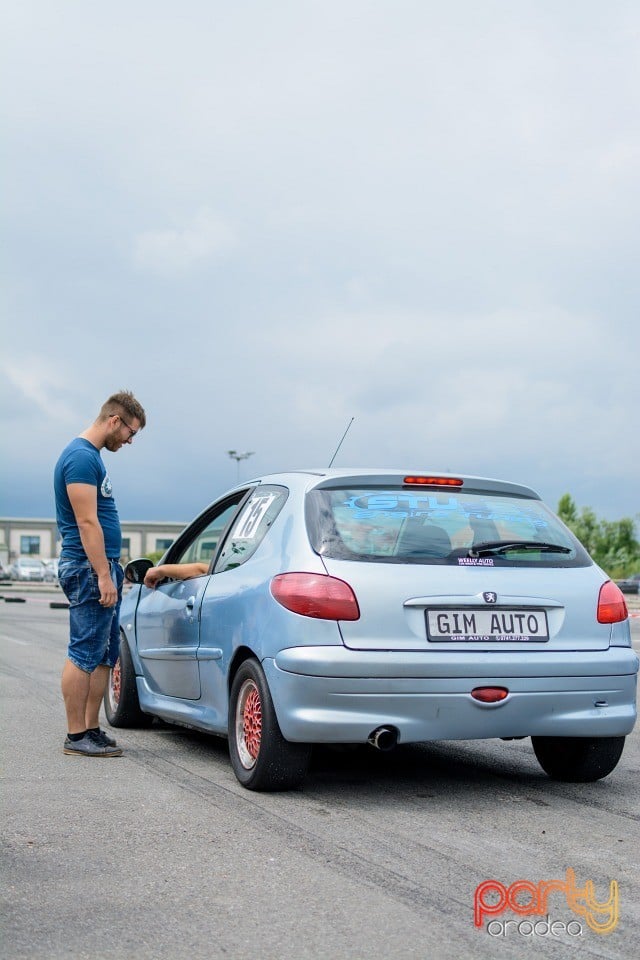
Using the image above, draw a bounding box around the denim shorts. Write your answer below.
[58,557,124,673]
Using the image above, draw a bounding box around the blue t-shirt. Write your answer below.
[54,438,121,560]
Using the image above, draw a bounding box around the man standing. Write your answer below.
[54,390,146,757]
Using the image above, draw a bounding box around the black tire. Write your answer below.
[104,635,153,728]
[228,659,311,791]
[531,735,625,782]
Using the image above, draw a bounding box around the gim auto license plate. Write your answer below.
[426,608,549,642]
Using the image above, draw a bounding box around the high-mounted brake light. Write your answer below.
[597,580,628,624]
[271,573,360,621]
[403,476,464,487]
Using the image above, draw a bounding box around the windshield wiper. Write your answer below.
[469,540,572,558]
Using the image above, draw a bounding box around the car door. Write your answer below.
[135,494,248,700]
[195,485,291,720]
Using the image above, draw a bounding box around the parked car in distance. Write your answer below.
[43,558,60,582]
[616,573,640,595]
[105,469,638,792]
[9,557,45,581]
[0,560,11,581]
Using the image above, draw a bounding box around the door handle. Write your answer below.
[185,596,195,611]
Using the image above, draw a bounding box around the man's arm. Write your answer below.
[67,482,117,607]
[144,562,209,589]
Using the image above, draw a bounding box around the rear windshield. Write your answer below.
[306,486,591,567]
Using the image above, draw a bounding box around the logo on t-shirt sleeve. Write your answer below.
[101,474,113,499]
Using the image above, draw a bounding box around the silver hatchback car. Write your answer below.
[107,470,638,790]
[10,557,45,581]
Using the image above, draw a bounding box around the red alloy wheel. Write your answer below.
[236,679,262,769]
[110,658,122,707]
[228,659,312,790]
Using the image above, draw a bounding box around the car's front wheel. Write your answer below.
[531,735,625,782]
[228,659,311,791]
[104,636,153,728]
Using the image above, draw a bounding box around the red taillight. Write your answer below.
[270,573,360,621]
[403,476,463,487]
[471,687,509,703]
[597,580,628,624]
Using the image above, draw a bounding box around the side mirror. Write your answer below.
[124,558,153,584]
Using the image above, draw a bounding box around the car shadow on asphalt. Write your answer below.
[306,739,549,791]
[129,715,636,803]
[139,720,569,796]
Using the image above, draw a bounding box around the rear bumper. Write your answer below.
[265,646,638,743]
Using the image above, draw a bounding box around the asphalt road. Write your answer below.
[1,588,639,960]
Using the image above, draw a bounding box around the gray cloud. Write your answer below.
[2,1,638,524]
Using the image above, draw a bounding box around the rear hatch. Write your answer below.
[306,474,610,653]
[320,558,610,652]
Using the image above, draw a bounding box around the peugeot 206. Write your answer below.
[105,470,638,791]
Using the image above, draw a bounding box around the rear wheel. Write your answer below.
[104,636,153,728]
[228,659,311,791]
[531,736,625,782]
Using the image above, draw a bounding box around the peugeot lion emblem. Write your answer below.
[483,591,497,604]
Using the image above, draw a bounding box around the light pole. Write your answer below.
[227,450,254,482]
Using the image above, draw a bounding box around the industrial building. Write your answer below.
[0,517,187,565]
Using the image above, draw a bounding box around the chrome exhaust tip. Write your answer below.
[367,726,399,751]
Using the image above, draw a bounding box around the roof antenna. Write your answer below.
[328,417,355,468]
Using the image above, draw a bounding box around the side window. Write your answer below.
[215,486,288,573]
[177,502,243,567]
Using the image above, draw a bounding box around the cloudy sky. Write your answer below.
[2,1,638,525]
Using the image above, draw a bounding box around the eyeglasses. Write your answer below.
[116,415,138,439]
